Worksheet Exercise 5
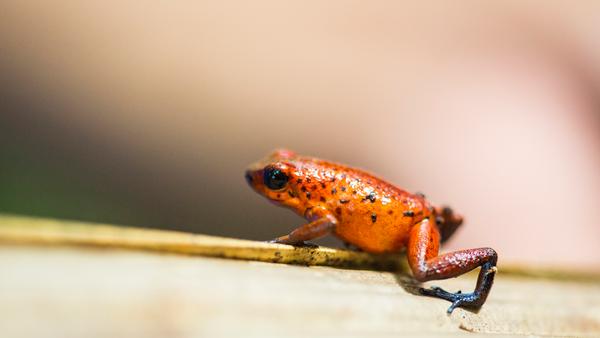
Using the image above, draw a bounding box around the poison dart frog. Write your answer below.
[245,149,497,313]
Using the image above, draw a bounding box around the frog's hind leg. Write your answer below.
[434,206,463,244]
[407,217,497,313]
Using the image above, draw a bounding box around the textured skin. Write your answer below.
[246,149,498,313]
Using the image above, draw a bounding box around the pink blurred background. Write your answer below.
[1,1,599,269]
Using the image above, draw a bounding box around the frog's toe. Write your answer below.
[445,292,486,314]
[420,286,486,314]
[265,239,318,248]
[419,286,456,300]
[294,241,319,248]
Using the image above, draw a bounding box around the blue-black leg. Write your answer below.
[419,261,497,313]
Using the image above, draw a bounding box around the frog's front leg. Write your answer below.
[407,217,497,313]
[269,207,337,246]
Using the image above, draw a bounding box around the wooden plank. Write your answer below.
[0,214,405,271]
[0,214,599,337]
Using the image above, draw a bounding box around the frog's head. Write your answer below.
[245,149,300,207]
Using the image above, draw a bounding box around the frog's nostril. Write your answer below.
[245,171,254,184]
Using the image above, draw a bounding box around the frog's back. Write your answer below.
[291,156,431,253]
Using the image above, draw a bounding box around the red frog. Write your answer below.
[245,149,497,313]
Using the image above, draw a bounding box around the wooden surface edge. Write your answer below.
[0,213,406,272]
[1,213,599,283]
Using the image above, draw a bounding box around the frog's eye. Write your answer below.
[263,167,289,190]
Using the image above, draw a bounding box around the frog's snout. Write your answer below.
[245,170,254,185]
[245,168,264,190]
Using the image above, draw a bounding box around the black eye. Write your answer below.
[263,167,288,190]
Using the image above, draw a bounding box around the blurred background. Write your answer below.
[1,1,599,269]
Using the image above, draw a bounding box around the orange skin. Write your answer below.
[246,149,498,313]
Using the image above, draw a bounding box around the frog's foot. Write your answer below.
[266,239,319,248]
[420,286,481,313]
[292,241,319,248]
[435,206,464,244]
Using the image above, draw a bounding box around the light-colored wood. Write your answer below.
[0,214,405,271]
[1,214,599,337]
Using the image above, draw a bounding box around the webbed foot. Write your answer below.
[419,262,497,314]
[420,286,481,313]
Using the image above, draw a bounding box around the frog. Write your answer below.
[245,149,497,313]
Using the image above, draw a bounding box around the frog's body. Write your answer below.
[252,156,430,253]
[246,149,497,313]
